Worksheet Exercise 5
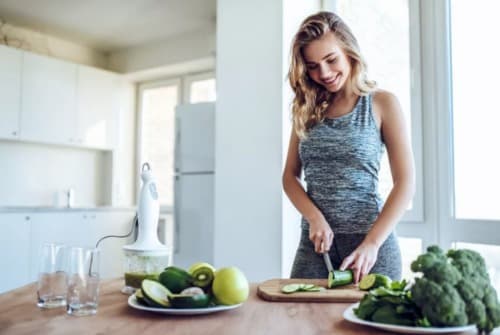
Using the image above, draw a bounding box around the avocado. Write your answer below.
[141,279,172,308]
[169,293,211,308]
[159,266,193,293]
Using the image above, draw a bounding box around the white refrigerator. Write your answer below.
[173,102,215,269]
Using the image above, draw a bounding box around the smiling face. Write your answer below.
[302,31,352,93]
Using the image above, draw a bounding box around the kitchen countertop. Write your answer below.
[0,206,175,213]
[0,279,493,335]
[0,206,137,213]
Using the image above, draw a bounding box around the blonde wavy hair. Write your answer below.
[289,11,377,139]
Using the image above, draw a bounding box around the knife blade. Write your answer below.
[323,252,334,273]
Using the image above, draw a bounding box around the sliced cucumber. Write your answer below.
[301,284,315,290]
[141,279,172,308]
[281,283,325,294]
[281,283,302,293]
[359,273,392,291]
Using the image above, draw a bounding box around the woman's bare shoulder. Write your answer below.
[373,89,399,107]
[372,89,402,117]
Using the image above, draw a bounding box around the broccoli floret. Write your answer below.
[447,248,488,280]
[410,246,500,333]
[467,298,488,331]
[411,246,462,286]
[411,277,468,326]
[483,286,500,334]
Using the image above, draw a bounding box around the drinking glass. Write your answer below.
[66,247,100,316]
[37,243,67,308]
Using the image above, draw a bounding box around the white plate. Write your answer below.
[343,303,476,334]
[128,295,242,315]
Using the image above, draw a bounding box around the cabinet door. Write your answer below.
[21,52,77,144]
[76,66,119,149]
[29,212,90,281]
[0,214,31,293]
[0,45,22,139]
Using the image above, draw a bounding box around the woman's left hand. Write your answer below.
[339,241,379,284]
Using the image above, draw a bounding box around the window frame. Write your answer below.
[438,0,500,247]
[407,0,500,249]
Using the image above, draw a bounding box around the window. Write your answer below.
[183,72,216,103]
[189,78,216,103]
[137,73,216,208]
[335,0,423,221]
[323,0,500,271]
[138,80,180,207]
[450,0,500,220]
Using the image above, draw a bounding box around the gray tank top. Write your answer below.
[298,94,384,234]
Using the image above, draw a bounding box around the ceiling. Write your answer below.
[0,0,216,52]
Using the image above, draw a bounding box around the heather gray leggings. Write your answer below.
[290,230,402,280]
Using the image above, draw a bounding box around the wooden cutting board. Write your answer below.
[257,278,366,303]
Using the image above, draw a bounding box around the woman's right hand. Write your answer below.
[308,216,334,253]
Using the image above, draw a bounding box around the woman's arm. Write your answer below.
[340,90,416,282]
[283,130,333,253]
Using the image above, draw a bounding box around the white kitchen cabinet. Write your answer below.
[21,52,77,144]
[0,214,31,293]
[0,210,136,290]
[76,66,119,149]
[0,45,22,140]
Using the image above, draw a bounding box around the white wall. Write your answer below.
[0,141,108,207]
[108,25,216,74]
[0,22,107,68]
[112,81,137,206]
[215,0,320,281]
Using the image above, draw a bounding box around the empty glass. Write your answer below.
[37,243,68,308]
[66,247,100,316]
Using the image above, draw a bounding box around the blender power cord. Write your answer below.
[94,213,138,249]
[89,213,138,276]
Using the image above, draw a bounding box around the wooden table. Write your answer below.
[0,279,493,335]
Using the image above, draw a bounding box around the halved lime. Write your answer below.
[359,273,392,291]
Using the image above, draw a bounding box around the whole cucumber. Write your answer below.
[328,270,353,288]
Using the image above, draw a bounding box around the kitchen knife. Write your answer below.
[323,252,334,273]
[323,251,335,288]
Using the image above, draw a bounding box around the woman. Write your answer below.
[283,11,415,283]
